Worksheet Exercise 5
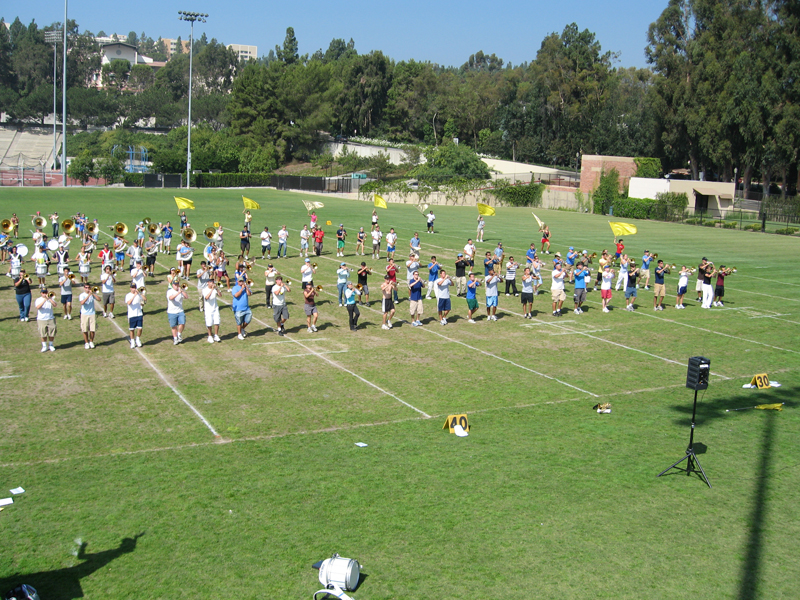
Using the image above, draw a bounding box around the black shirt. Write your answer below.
[15,276,31,295]
[455,259,468,278]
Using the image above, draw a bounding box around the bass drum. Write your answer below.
[318,554,360,592]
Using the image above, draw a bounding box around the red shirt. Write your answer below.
[615,242,624,255]
[98,249,112,263]
[716,272,727,287]
[386,264,397,282]
[313,230,325,243]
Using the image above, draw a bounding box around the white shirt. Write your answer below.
[79,292,96,316]
[278,229,289,242]
[551,269,565,291]
[101,271,115,293]
[337,268,350,285]
[464,243,476,258]
[678,272,689,288]
[166,287,184,314]
[203,287,218,311]
[301,264,314,283]
[272,284,287,306]
[386,232,397,247]
[264,269,277,286]
[260,231,272,245]
[197,267,212,290]
[35,297,54,321]
[126,291,143,318]
[485,274,500,297]
[371,230,382,244]
[601,271,614,290]
[427,213,436,222]
[435,277,452,299]
[131,267,145,290]
[299,229,310,243]
[59,275,72,296]
[406,260,419,281]
[521,275,533,294]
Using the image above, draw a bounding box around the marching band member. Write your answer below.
[239,227,251,259]
[531,256,544,295]
[371,209,378,231]
[177,240,193,280]
[594,250,610,290]
[624,260,642,311]
[565,246,578,282]
[355,227,366,256]
[695,258,708,302]
[203,280,222,343]
[14,268,32,321]
[155,222,165,253]
[125,282,146,348]
[54,244,69,276]
[408,270,424,326]
[653,260,668,310]
[454,253,469,296]
[600,265,615,312]
[303,282,320,333]
[357,262,371,306]
[336,223,347,257]
[386,257,399,303]
[166,278,189,345]
[144,235,158,276]
[34,286,57,352]
[641,250,653,290]
[196,261,212,313]
[551,262,566,317]
[78,282,101,349]
[260,226,272,259]
[162,221,174,254]
[476,215,485,242]
[310,211,318,230]
[32,244,47,285]
[167,267,180,287]
[713,265,732,307]
[466,272,481,323]
[409,231,421,257]
[49,212,59,237]
[264,263,278,308]
[540,223,551,254]
[58,267,73,320]
[371,226,382,260]
[425,256,440,300]
[701,262,716,309]
[573,262,589,314]
[676,266,690,309]
[380,275,396,329]
[100,264,116,318]
[434,269,453,325]
[113,234,127,271]
[98,243,114,272]
[615,254,629,291]
[8,245,22,280]
[504,256,520,296]
[231,276,252,340]
[426,210,436,234]
[126,239,143,274]
[520,268,534,318]
[336,262,351,306]
[484,268,501,321]
[242,209,252,232]
[277,225,289,258]
[299,225,310,258]
[11,213,20,238]
[312,226,325,257]
[385,227,397,261]
[271,276,291,336]
[215,224,224,250]
[344,281,360,331]
[300,258,316,289]
[215,251,230,289]
[131,260,146,293]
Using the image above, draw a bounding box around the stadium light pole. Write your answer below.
[62,0,67,186]
[44,30,61,174]
[178,11,208,189]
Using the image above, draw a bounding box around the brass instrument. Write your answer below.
[284,279,291,285]
[180,283,188,290]
[148,223,161,236]
[246,279,254,287]
[182,228,197,244]
[2,218,14,233]
[32,216,46,228]
[316,285,324,291]
[356,284,363,291]
[138,286,147,293]
[86,222,97,235]
[60,218,76,234]
[92,286,99,293]
[245,262,253,271]
[652,253,658,260]
[311,262,318,269]
[47,291,55,298]
[143,218,152,226]
[68,274,76,281]
[112,222,129,236]
[203,227,217,240]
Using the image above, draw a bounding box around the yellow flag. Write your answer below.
[608,221,638,236]
[174,196,195,210]
[242,196,260,210]
[532,212,544,228]
[477,202,496,216]
[374,194,388,209]
[302,199,325,212]
[755,403,783,411]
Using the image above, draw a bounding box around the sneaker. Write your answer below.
[468,319,476,323]
[603,307,610,313]
[553,311,558,316]
[718,302,724,307]
[136,337,142,347]
[654,306,659,311]
[102,312,107,318]
[41,346,48,353]
[177,333,183,342]
[85,343,90,350]
[307,327,313,333]
[109,313,115,319]
[67,314,72,320]
[278,329,284,336]
[412,321,419,326]
[89,342,95,349]
[174,338,180,345]
[311,325,317,332]
[238,333,245,340]
[63,314,68,320]
[339,303,343,307]
[387,321,393,329]
[213,335,221,342]
[506,293,511,296]
[381,324,389,330]
[48,345,55,352]
[131,340,137,349]
[644,286,650,290]
[574,309,580,314]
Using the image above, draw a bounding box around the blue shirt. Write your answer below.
[427,263,440,282]
[574,267,587,289]
[655,266,665,284]
[526,248,537,263]
[566,251,577,266]
[484,258,494,276]
[494,247,504,260]
[231,285,249,311]
[642,255,652,269]
[409,279,424,301]
[466,279,481,300]
[410,237,421,250]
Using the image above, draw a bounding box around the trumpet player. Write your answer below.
[260,226,273,259]
[203,280,222,343]
[100,264,116,318]
[271,276,291,336]
[624,260,641,311]
[465,272,482,323]
[520,268,534,318]
[264,263,278,309]
[408,270,425,326]
[239,226,251,259]
[131,260,146,294]
[196,261,213,313]
[58,267,74,320]
[303,282,320,332]
[600,265,615,313]
[701,261,715,309]
[167,278,189,345]
[163,221,174,255]
[35,286,58,352]
[78,283,101,350]
[357,262,371,306]
[344,281,361,331]
[380,275,396,329]
[125,282,146,348]
[14,266,32,321]
[676,266,690,309]
[484,268,501,321]
[231,276,252,340]
[641,250,653,290]
[713,265,733,307]
[336,262,351,306]
[301,258,316,288]
[299,225,310,258]
[572,262,589,314]
[434,269,454,325]
[653,260,668,310]
[425,256,440,300]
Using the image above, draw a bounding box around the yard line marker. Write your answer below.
[0,375,20,380]
[275,350,349,359]
[737,274,800,287]
[250,338,330,346]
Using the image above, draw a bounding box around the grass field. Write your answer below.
[0,187,798,599]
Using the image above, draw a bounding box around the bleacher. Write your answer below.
[4,129,60,168]
[0,128,18,162]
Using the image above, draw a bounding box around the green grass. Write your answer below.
[0,187,799,599]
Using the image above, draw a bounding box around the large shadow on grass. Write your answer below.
[0,533,143,599]
[665,385,797,600]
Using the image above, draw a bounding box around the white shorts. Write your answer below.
[204,305,220,327]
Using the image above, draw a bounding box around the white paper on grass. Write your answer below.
[0,498,12,507]
[354,442,368,447]
[454,424,469,437]
[10,487,24,495]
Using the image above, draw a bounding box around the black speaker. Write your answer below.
[686,356,711,390]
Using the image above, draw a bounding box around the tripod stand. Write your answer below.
[658,388,712,488]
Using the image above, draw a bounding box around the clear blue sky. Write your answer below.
[5,0,667,69]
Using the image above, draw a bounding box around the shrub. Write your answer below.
[743,223,761,231]
[191,173,273,188]
[722,221,738,229]
[123,173,144,187]
[775,227,799,235]
[488,181,545,207]
[592,169,620,215]
[633,157,662,179]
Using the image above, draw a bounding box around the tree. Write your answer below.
[412,143,490,180]
[277,27,299,65]
[95,156,125,184]
[101,58,130,89]
[67,88,119,127]
[126,31,138,46]
[174,36,183,55]
[339,51,392,136]
[67,153,95,185]
[369,151,392,180]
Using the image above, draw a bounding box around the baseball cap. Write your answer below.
[555,252,562,257]
[340,262,346,266]
[458,253,463,257]
[130,282,136,288]
[305,258,310,262]
[569,246,574,250]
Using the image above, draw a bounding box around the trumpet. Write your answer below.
[180,283,188,290]
[47,291,55,298]
[138,286,147,293]
[245,278,253,287]
[316,285,324,291]
[652,253,658,260]
[311,262,318,268]
[92,286,99,293]
[356,284,363,291]
[32,216,46,228]
[68,274,76,281]
[245,262,253,271]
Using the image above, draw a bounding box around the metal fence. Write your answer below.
[273,176,355,194]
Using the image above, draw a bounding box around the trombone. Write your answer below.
[311,262,318,268]
[180,283,189,290]
[47,291,56,298]
[356,284,363,291]
[138,286,147,293]
[92,286,99,293]
[246,279,254,287]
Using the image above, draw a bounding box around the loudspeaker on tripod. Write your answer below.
[686,356,710,391]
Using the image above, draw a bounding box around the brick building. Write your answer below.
[579,155,637,194]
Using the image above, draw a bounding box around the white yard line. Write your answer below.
[274,350,349,359]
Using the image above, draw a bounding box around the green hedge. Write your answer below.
[488,181,545,207]
[633,157,662,179]
[123,173,144,187]
[609,192,688,221]
[191,173,273,188]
